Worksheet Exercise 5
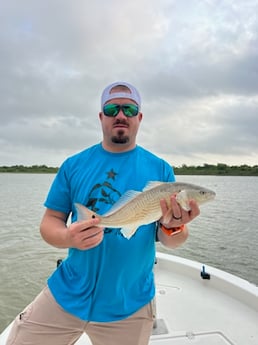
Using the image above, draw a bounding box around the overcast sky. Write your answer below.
[1,0,258,167]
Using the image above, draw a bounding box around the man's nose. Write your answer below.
[115,108,127,119]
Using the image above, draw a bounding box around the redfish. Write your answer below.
[75,181,215,239]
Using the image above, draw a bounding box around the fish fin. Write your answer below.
[104,190,141,216]
[74,203,99,221]
[176,191,191,211]
[143,181,164,191]
[120,226,139,239]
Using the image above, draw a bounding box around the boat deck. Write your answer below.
[1,253,257,344]
[149,253,258,344]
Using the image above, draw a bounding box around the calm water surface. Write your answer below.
[0,174,257,332]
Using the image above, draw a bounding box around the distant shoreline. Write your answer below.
[0,164,257,176]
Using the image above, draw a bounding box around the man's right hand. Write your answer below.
[40,209,104,250]
[66,219,104,250]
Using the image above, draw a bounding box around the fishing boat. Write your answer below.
[0,252,257,344]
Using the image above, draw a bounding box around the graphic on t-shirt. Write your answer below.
[85,169,122,213]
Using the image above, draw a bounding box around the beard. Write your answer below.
[111,129,129,144]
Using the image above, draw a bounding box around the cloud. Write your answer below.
[0,0,257,166]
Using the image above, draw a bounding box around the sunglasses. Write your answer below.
[103,103,139,117]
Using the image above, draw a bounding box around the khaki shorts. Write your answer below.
[6,286,156,345]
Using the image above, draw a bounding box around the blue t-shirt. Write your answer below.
[45,144,175,322]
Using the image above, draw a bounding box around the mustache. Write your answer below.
[113,119,129,126]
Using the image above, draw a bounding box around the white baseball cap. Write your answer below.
[101,81,141,109]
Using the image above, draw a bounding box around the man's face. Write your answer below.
[99,98,142,152]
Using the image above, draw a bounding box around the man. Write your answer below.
[7,81,200,345]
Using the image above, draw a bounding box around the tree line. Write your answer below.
[173,163,258,176]
[0,165,58,173]
[0,163,258,176]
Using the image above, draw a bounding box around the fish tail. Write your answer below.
[74,203,99,221]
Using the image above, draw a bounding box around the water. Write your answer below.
[0,174,257,333]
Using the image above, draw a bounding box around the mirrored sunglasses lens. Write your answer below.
[122,104,139,117]
[103,104,119,117]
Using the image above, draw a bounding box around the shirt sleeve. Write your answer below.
[44,160,72,214]
[163,160,176,182]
